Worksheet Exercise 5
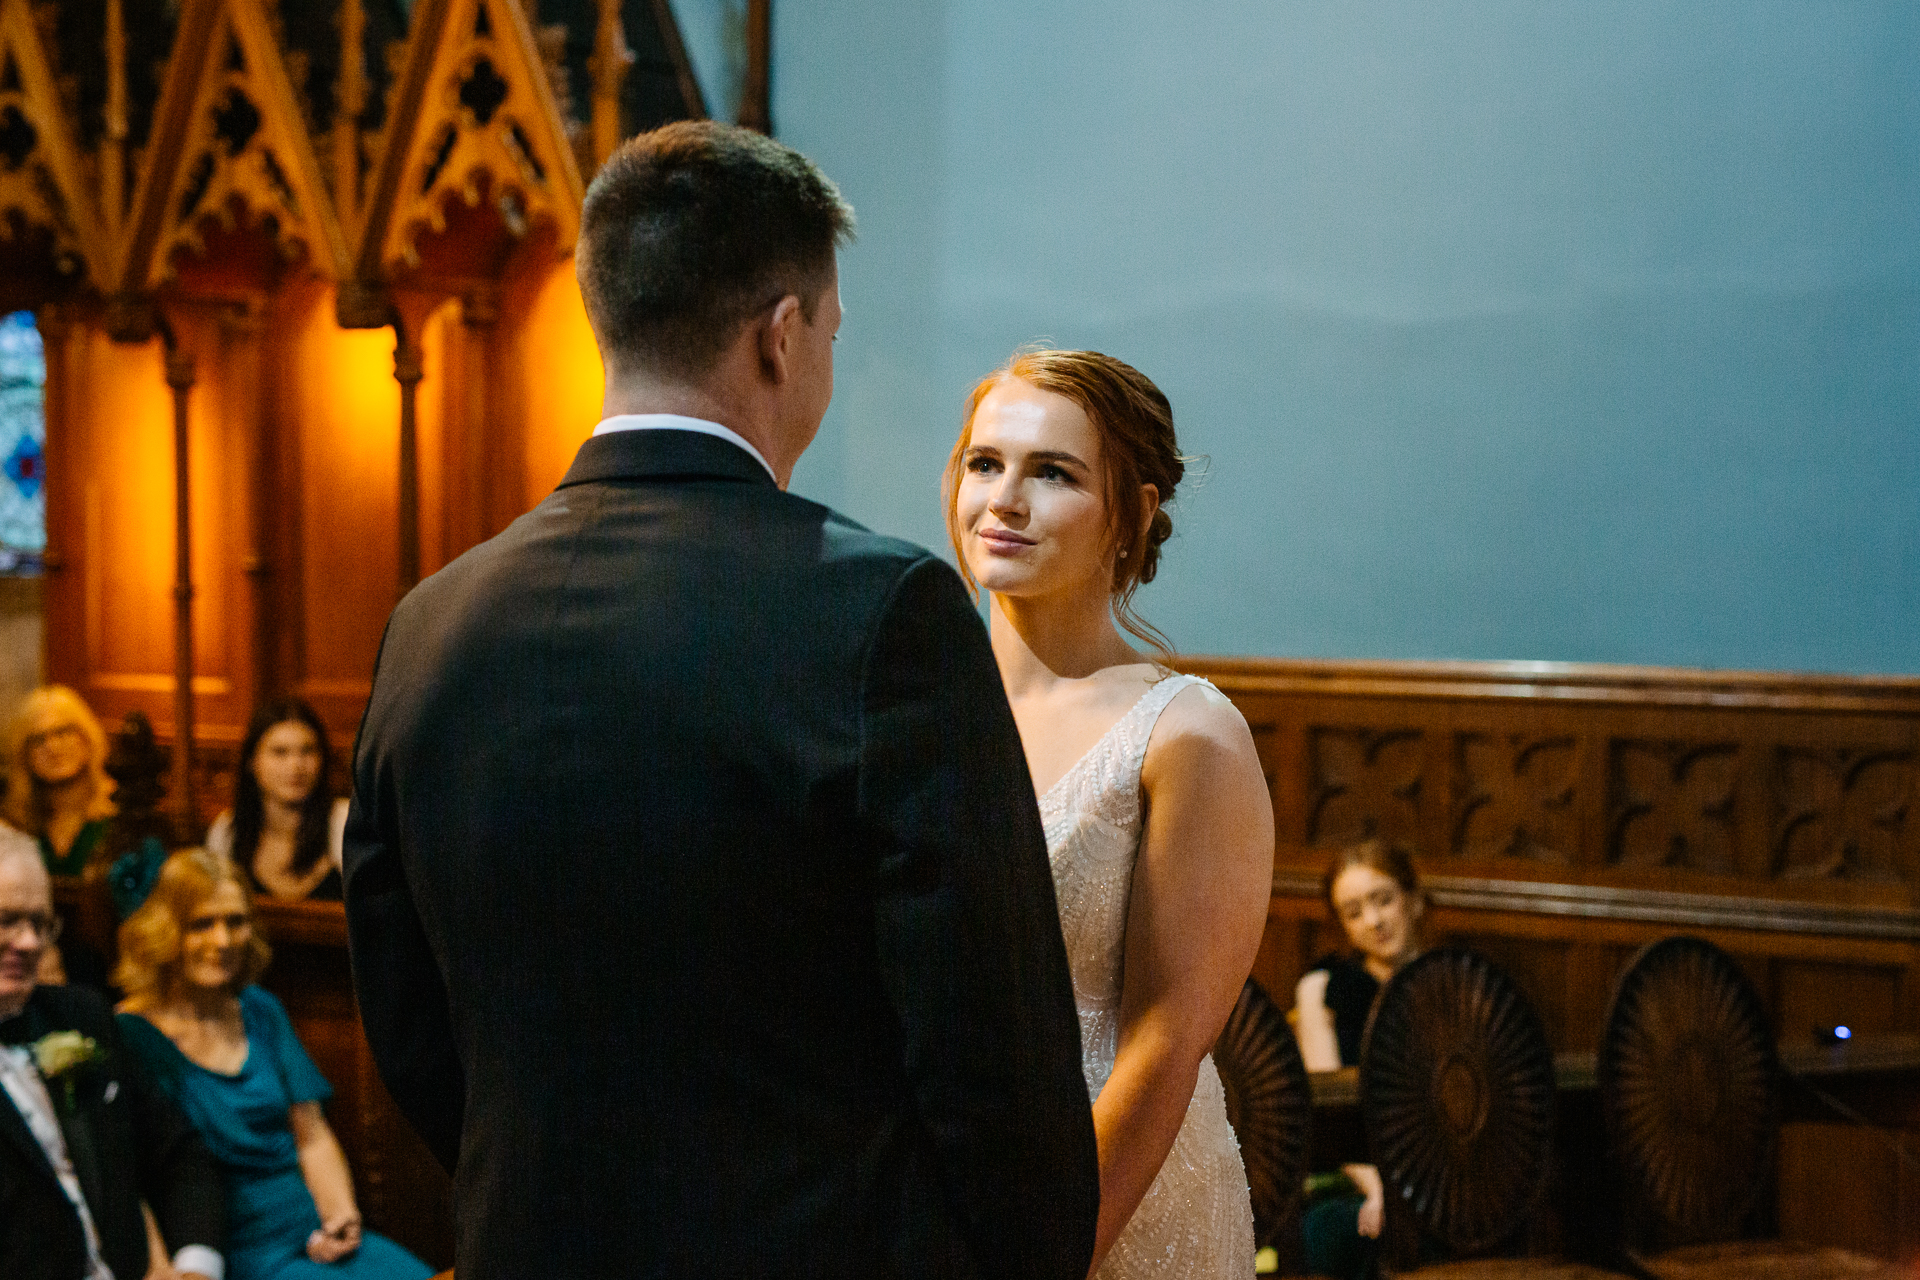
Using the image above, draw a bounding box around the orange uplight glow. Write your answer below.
[521,259,604,498]
[290,289,403,680]
[84,333,175,677]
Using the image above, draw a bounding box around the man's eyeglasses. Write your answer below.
[0,911,62,944]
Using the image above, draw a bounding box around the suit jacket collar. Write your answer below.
[0,994,60,1187]
[557,427,780,492]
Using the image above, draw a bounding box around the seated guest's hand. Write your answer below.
[307,1212,363,1263]
[142,1265,212,1280]
[1351,1164,1385,1238]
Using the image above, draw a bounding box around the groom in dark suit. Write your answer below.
[344,121,1098,1279]
[0,835,225,1280]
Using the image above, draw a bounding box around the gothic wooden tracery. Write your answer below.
[356,0,585,297]
[0,0,107,307]
[117,0,351,296]
[16,0,721,825]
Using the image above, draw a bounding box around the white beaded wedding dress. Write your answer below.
[1041,672,1256,1279]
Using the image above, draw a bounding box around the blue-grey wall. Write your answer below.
[771,1,1920,673]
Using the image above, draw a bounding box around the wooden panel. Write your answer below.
[42,308,260,742]
[513,259,597,510]
[56,328,175,697]
[284,286,399,738]
[1262,891,1919,1056]
[1191,657,1920,1056]
[1777,1122,1908,1260]
[1772,961,1907,1043]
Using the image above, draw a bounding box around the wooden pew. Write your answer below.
[1180,656,1920,1262]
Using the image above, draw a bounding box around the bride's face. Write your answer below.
[956,378,1115,601]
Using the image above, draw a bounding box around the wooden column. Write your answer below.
[446,287,497,561]
[394,327,424,594]
[164,343,198,824]
[335,0,366,221]
[220,300,271,711]
[588,0,632,170]
[739,0,771,132]
[102,0,127,234]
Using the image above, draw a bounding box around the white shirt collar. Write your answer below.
[592,414,777,484]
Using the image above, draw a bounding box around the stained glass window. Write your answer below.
[0,312,45,574]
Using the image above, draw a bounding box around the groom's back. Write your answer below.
[346,120,1095,1280]
[357,434,974,1275]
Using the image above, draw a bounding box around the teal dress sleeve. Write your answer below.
[238,986,332,1106]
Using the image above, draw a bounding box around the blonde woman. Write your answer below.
[114,849,430,1280]
[3,685,116,877]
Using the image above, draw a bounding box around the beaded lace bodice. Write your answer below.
[1041,673,1254,1279]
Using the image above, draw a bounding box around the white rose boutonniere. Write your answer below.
[30,1030,106,1112]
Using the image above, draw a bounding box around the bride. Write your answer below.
[944,348,1274,1277]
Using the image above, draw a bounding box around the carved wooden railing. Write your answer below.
[1177,656,1920,1045]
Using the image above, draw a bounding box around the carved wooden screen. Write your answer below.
[1184,657,1920,1057]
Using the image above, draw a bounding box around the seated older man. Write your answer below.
[0,830,226,1280]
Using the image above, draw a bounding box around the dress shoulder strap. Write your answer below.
[1121,672,1212,773]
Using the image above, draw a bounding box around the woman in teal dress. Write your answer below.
[113,848,432,1280]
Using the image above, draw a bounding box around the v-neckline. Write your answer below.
[1035,678,1175,806]
[126,1009,252,1080]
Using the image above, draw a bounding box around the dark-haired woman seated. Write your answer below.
[207,699,347,901]
[1291,839,1429,1280]
[114,849,431,1280]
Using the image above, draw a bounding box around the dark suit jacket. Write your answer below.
[345,429,1099,1280]
[0,984,225,1280]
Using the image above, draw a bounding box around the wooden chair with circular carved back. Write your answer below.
[1211,977,1313,1253]
[1599,936,1905,1280]
[1361,947,1620,1279]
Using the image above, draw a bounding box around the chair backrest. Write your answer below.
[1212,977,1312,1248]
[1598,935,1778,1246]
[1360,947,1557,1258]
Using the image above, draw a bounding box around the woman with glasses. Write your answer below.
[3,685,116,878]
[114,848,430,1280]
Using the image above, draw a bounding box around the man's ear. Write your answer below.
[757,295,804,385]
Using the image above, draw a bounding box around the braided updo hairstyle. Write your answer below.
[943,347,1187,657]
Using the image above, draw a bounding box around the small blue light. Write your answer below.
[1834,1026,1851,1040]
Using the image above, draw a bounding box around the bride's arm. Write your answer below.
[1087,685,1274,1275]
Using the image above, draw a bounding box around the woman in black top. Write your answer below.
[1291,839,1428,1279]
[205,699,346,901]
